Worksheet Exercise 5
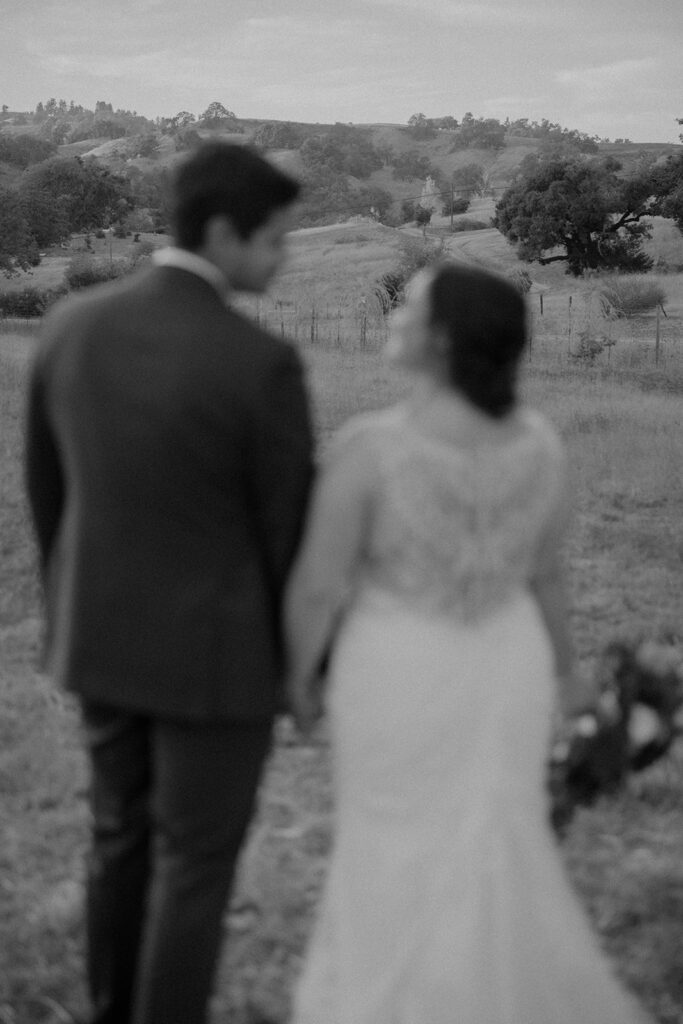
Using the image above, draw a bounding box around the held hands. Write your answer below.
[286,672,326,738]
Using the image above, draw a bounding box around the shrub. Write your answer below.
[135,239,157,258]
[415,207,432,230]
[397,236,445,278]
[333,233,371,245]
[506,268,533,294]
[65,255,127,290]
[569,328,612,363]
[392,150,434,182]
[0,285,67,318]
[125,209,156,234]
[400,199,416,223]
[374,270,405,313]
[128,240,157,269]
[442,196,470,217]
[374,237,445,312]
[600,275,667,318]
[449,218,490,233]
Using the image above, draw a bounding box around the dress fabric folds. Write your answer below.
[292,409,652,1024]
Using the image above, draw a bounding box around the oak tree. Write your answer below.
[494,155,664,275]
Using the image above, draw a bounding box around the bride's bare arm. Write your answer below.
[529,467,596,717]
[284,426,375,733]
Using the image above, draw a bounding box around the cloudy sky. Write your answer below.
[2,0,681,143]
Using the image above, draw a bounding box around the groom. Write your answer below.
[25,142,314,1023]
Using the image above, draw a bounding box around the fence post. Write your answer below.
[655,305,661,364]
[567,295,573,356]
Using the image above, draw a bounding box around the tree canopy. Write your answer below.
[199,102,237,127]
[452,113,505,152]
[505,117,599,153]
[651,151,683,232]
[494,154,682,275]
[19,156,133,235]
[392,149,438,182]
[0,133,57,168]
[1,102,681,275]
[252,121,304,150]
[300,125,382,179]
[451,162,486,198]
[0,188,38,276]
[29,97,152,145]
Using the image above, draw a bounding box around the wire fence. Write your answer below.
[241,288,682,383]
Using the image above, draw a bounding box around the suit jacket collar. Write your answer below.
[152,247,228,303]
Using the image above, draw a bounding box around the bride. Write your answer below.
[284,263,653,1024]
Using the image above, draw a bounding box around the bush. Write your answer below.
[397,236,445,278]
[449,218,490,233]
[415,207,432,230]
[65,255,127,290]
[392,150,434,182]
[400,199,416,223]
[506,268,533,294]
[600,275,667,317]
[0,285,67,318]
[125,209,155,234]
[128,240,157,269]
[442,196,470,217]
[374,270,405,313]
[374,237,445,312]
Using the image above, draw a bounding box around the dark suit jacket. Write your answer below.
[25,264,314,721]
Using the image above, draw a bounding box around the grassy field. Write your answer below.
[1,222,683,1023]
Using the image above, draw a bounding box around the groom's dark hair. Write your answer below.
[172,141,300,250]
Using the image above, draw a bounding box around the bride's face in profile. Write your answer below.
[386,271,446,376]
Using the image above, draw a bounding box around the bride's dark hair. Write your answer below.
[427,263,527,418]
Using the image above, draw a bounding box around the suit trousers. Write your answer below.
[81,701,273,1024]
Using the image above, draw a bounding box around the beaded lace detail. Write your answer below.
[349,408,564,622]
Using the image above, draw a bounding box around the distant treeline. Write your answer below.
[1,99,681,278]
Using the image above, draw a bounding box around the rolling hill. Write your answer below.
[3,108,680,205]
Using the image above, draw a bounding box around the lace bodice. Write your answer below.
[338,406,565,622]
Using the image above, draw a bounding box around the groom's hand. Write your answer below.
[287,676,325,739]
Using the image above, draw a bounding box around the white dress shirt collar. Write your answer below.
[152,247,227,301]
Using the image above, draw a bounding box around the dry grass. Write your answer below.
[0,330,89,1022]
[1,220,683,1022]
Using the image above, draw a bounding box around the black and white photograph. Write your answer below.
[1,2,682,1022]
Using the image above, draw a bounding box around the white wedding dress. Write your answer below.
[292,406,652,1024]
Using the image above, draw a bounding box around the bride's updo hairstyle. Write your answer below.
[427,263,527,419]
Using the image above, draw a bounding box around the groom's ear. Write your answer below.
[199,214,248,276]
[203,213,242,251]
